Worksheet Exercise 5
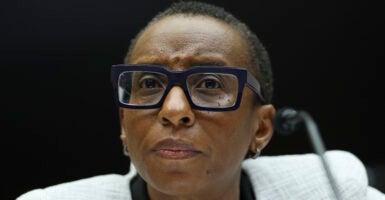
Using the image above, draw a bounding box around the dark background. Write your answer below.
[2,0,384,199]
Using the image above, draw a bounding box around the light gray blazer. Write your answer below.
[17,150,385,200]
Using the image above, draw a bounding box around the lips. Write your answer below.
[151,139,202,159]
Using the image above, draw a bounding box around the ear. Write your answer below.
[250,104,276,152]
[119,108,127,144]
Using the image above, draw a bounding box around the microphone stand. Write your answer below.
[273,108,342,200]
[298,111,342,200]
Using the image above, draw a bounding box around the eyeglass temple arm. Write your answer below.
[246,72,266,104]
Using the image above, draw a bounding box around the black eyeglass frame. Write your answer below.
[111,64,265,111]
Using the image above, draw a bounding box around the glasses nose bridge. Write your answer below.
[167,71,186,85]
[165,71,190,98]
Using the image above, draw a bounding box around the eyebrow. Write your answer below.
[190,61,226,66]
[133,56,228,69]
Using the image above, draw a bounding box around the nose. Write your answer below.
[158,86,195,127]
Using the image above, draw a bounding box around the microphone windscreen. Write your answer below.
[273,107,302,135]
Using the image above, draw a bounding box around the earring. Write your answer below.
[123,145,129,157]
[251,148,261,159]
[247,148,261,159]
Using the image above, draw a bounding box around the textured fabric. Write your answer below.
[17,150,385,200]
[242,150,385,200]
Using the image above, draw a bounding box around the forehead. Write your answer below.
[129,15,251,69]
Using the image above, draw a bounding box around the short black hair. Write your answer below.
[124,0,274,103]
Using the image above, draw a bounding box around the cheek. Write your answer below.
[121,110,157,156]
[220,121,252,157]
[197,110,254,164]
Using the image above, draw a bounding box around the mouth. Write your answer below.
[151,139,202,160]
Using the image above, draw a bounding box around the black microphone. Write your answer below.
[273,107,342,200]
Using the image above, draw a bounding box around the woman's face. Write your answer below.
[120,15,274,198]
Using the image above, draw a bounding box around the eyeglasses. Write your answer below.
[111,64,265,111]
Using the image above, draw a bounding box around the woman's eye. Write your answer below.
[140,78,161,88]
[199,79,221,89]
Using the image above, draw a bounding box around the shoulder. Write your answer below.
[17,173,134,200]
[242,150,385,200]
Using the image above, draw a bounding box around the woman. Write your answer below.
[17,1,385,199]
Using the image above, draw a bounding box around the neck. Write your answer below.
[147,172,241,200]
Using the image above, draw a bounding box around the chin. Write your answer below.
[145,163,209,195]
[150,176,205,196]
